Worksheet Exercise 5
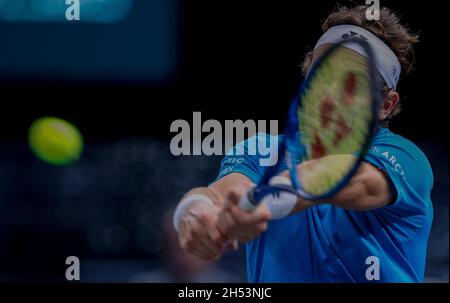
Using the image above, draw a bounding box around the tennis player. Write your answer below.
[173,5,433,282]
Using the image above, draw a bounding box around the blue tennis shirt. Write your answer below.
[214,127,433,282]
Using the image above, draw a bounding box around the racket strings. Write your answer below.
[294,45,374,196]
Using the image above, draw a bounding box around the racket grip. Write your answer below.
[238,187,257,211]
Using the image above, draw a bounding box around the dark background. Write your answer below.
[0,0,447,282]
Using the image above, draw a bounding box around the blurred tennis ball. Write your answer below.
[28,117,83,165]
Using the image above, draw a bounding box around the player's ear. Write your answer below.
[378,90,400,120]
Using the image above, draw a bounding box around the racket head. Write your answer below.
[285,37,382,200]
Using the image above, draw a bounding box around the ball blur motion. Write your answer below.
[28,117,84,165]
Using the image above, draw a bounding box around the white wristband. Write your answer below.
[173,194,214,232]
[263,176,298,220]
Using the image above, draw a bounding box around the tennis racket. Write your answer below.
[239,37,382,210]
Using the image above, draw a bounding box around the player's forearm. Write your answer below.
[209,172,253,204]
[281,159,393,214]
[179,173,253,208]
[324,163,393,210]
[288,161,392,212]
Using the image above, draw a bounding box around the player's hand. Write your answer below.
[217,185,271,243]
[178,202,238,261]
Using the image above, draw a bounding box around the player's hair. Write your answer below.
[301,5,419,126]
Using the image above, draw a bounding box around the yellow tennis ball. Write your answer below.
[28,117,83,165]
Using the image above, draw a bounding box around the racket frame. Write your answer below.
[249,37,383,205]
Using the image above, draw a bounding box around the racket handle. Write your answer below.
[237,177,298,219]
[238,187,257,211]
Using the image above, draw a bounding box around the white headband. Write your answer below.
[313,25,401,89]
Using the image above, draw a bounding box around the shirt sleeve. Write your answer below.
[363,140,434,239]
[214,133,279,184]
